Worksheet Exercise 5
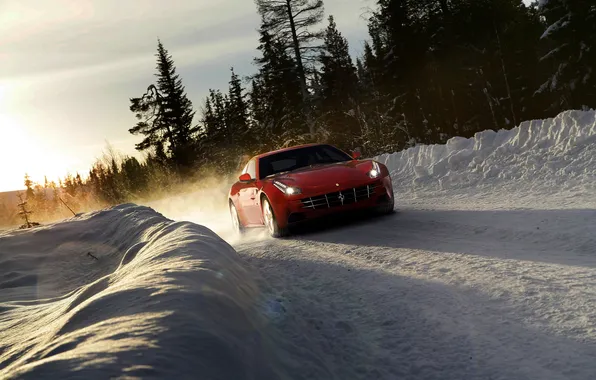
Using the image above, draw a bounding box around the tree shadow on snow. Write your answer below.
[288,208,596,268]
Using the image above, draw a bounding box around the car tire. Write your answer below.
[262,198,289,238]
[229,202,245,235]
[378,192,395,215]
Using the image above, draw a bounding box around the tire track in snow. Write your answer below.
[235,208,596,380]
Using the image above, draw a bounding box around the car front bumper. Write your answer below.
[276,176,394,228]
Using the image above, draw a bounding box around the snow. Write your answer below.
[375,109,596,209]
[540,15,570,40]
[229,110,596,379]
[0,204,327,379]
[539,44,567,62]
[2,109,596,379]
[237,206,596,379]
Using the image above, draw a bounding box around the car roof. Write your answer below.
[254,143,328,160]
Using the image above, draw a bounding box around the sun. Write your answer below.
[0,114,29,191]
[0,113,70,192]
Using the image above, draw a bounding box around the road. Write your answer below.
[232,206,596,380]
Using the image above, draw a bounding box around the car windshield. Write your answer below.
[259,145,352,179]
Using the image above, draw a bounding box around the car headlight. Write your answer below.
[368,161,381,179]
[273,180,302,195]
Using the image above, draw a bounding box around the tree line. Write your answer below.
[5,0,594,226]
[128,0,595,170]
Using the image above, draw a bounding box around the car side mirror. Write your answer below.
[239,173,252,182]
[352,151,362,160]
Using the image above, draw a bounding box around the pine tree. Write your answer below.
[248,78,270,150]
[129,40,198,172]
[154,40,197,168]
[120,156,147,197]
[250,25,304,148]
[16,192,37,229]
[317,15,360,150]
[361,0,422,149]
[129,85,170,153]
[536,0,596,110]
[116,0,586,169]
[62,173,78,198]
[410,0,542,138]
[198,89,229,165]
[227,67,251,152]
[354,0,549,150]
[255,0,325,136]
[319,16,358,102]
[24,173,34,200]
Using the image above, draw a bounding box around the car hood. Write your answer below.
[272,160,375,189]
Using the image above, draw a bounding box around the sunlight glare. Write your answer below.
[0,83,6,105]
[0,113,71,192]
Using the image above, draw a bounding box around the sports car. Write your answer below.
[228,143,394,237]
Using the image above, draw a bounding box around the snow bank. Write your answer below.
[376,110,596,204]
[0,204,328,379]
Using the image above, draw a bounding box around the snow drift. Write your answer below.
[376,110,596,206]
[0,204,329,379]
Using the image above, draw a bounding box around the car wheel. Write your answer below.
[379,192,395,215]
[262,198,288,238]
[229,202,245,235]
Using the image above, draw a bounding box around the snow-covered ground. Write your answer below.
[0,205,330,379]
[376,109,596,210]
[1,109,595,379]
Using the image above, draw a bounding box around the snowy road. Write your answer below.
[141,110,596,379]
[3,110,594,379]
[233,205,596,379]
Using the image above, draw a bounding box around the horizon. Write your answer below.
[0,0,374,192]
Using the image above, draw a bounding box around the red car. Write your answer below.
[228,143,395,237]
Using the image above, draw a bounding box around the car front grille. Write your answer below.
[301,182,381,210]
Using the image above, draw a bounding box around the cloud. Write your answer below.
[0,0,258,81]
[2,33,258,91]
[1,0,370,90]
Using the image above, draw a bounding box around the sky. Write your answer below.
[0,0,375,192]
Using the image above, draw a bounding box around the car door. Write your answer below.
[238,159,261,225]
